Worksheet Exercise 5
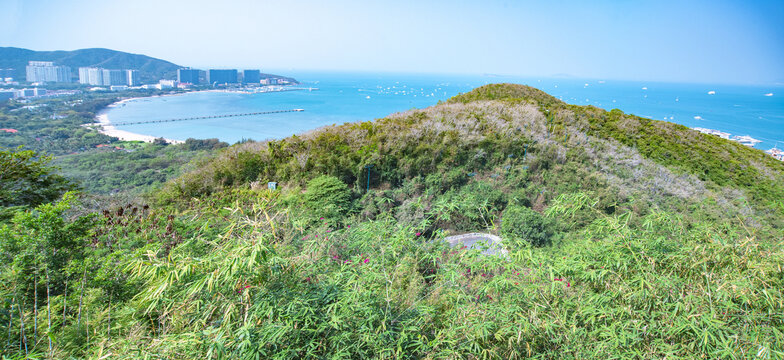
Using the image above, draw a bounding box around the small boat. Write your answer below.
[765,147,784,161]
[708,90,716,95]
[732,135,762,147]
[692,127,731,139]
[764,93,773,97]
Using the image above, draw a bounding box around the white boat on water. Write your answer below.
[765,147,784,161]
[732,135,762,147]
[764,93,773,97]
[693,127,731,139]
[708,90,716,95]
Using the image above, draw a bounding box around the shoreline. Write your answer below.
[94,93,189,144]
[92,87,297,144]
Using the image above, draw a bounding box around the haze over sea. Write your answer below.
[107,71,784,149]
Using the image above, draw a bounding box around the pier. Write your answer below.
[108,109,304,126]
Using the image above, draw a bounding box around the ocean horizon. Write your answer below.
[106,71,784,149]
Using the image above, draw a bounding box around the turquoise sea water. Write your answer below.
[108,71,784,149]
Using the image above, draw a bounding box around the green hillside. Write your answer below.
[1,84,782,358]
[0,47,181,83]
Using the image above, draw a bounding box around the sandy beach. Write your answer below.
[92,88,292,144]
[94,96,185,144]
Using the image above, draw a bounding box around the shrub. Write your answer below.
[501,205,552,247]
[183,138,229,151]
[304,175,353,216]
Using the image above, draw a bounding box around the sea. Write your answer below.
[107,71,784,150]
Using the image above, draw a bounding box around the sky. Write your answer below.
[1,0,783,85]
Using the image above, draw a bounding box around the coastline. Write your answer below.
[94,94,187,144]
[92,88,294,144]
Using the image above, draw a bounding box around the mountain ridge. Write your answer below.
[0,47,181,83]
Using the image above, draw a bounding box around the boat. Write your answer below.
[765,147,784,161]
[708,90,716,95]
[731,135,762,147]
[764,93,773,97]
[692,127,731,139]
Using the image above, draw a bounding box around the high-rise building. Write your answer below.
[79,67,105,85]
[177,69,200,84]
[102,69,126,86]
[243,70,261,84]
[78,68,89,84]
[126,70,140,86]
[81,68,138,86]
[207,69,238,85]
[26,61,71,83]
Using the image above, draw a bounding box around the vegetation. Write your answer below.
[0,84,782,358]
[500,205,552,247]
[0,90,225,195]
[0,147,74,220]
[304,175,353,218]
[54,139,225,195]
[0,95,117,156]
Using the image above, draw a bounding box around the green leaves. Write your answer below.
[303,175,353,223]
[0,147,74,210]
[501,205,553,247]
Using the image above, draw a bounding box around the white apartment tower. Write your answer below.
[26,61,72,83]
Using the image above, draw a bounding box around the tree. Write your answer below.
[0,147,74,215]
[152,138,169,146]
[0,192,94,354]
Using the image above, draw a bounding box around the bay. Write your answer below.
[107,71,784,149]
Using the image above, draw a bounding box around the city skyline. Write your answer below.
[1,0,783,85]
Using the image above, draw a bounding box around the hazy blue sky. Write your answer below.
[1,0,782,84]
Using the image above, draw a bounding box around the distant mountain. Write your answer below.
[0,47,181,83]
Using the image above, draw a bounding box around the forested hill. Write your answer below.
[1,84,782,358]
[0,47,181,83]
[168,83,784,228]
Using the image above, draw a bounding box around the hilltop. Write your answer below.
[0,47,181,83]
[167,83,784,232]
[1,84,782,358]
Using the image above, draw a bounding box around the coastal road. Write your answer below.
[443,233,507,256]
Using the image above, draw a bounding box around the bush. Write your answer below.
[183,138,229,151]
[501,205,552,247]
[304,175,353,217]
